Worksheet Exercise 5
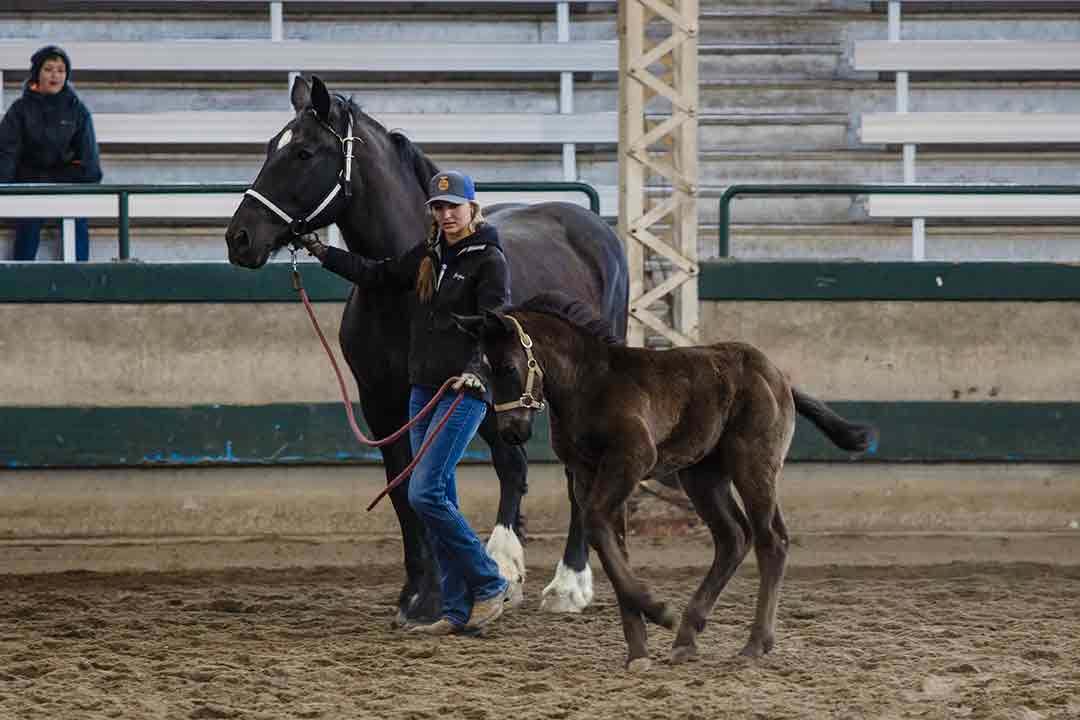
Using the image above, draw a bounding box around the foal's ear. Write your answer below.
[482,310,515,337]
[290,75,311,113]
[310,75,331,120]
[451,313,486,339]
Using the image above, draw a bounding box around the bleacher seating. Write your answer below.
[852,2,1080,258]
[0,1,619,260]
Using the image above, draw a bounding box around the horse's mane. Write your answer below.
[512,292,622,346]
[332,93,439,195]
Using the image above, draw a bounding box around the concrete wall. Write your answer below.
[3,299,1077,407]
[701,301,1080,402]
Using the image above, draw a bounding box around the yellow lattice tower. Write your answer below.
[619,0,700,347]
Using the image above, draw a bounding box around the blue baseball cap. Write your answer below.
[426,171,476,205]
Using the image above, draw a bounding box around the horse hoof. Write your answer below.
[626,657,652,674]
[738,638,773,658]
[670,645,698,664]
[540,561,594,614]
[391,609,409,629]
[658,605,678,630]
[487,524,526,610]
[504,579,525,610]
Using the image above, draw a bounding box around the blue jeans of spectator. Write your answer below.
[408,385,507,627]
[14,218,90,261]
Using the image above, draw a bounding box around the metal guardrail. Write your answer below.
[0,181,602,261]
[718,184,1080,258]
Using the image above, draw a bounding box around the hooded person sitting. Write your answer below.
[0,44,102,261]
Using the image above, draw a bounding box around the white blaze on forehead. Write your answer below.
[276,129,293,151]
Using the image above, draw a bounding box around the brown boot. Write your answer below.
[406,618,461,636]
[465,586,507,631]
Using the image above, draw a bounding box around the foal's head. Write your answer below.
[455,310,546,446]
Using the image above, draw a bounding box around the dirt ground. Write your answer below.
[2,530,1078,720]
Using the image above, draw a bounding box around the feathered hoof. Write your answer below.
[539,560,594,614]
[504,577,525,610]
[626,657,652,674]
[670,645,698,664]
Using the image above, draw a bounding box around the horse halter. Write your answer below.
[493,315,546,414]
[244,109,363,238]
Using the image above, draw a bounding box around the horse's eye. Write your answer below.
[297,148,314,161]
[495,364,515,378]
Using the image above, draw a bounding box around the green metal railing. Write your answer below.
[0,181,602,260]
[718,184,1080,257]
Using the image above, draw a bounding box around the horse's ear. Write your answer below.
[451,313,486,339]
[483,310,515,338]
[311,75,331,119]
[290,75,311,112]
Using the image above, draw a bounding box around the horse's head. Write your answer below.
[226,75,360,268]
[456,311,547,446]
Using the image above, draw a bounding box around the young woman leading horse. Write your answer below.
[225,76,627,625]
[457,294,877,670]
[298,170,510,635]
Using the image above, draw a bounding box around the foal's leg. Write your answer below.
[478,419,528,608]
[582,448,676,631]
[730,453,789,657]
[574,471,649,670]
[540,467,594,613]
[671,466,751,664]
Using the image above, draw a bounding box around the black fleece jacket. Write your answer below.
[320,223,509,404]
[0,83,102,184]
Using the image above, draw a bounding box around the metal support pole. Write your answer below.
[889,0,924,260]
[62,218,76,262]
[557,2,576,181]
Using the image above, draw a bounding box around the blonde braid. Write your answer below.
[416,216,440,303]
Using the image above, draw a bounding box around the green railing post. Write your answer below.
[118,191,130,260]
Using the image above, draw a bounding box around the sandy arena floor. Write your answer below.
[1,531,1078,720]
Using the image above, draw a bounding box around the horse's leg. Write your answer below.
[568,470,647,671]
[671,463,751,664]
[540,467,594,613]
[477,416,527,609]
[541,419,594,613]
[730,450,789,658]
[582,443,676,632]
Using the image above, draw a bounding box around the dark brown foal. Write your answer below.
[456,293,876,670]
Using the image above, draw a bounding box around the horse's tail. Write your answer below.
[792,388,878,453]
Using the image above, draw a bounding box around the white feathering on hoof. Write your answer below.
[539,559,594,613]
[486,524,525,609]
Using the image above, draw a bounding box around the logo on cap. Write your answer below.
[437,176,450,191]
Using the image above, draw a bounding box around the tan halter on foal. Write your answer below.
[493,315,546,413]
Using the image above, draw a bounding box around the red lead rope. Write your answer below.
[292,267,464,511]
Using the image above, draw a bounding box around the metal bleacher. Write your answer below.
[0,1,618,260]
[852,0,1080,259]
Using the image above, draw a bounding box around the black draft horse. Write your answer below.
[458,294,877,670]
[225,76,627,622]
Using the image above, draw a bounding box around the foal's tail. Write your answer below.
[792,388,878,453]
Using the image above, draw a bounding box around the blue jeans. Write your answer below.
[408,385,507,627]
[14,218,90,261]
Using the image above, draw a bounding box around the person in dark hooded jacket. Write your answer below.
[300,170,511,636]
[0,45,102,261]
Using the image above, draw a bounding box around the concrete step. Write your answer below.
[701,44,846,80]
